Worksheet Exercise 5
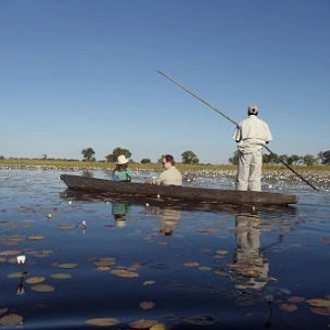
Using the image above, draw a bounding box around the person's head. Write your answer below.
[116,155,129,170]
[159,227,173,236]
[114,215,127,227]
[247,105,259,116]
[160,154,175,169]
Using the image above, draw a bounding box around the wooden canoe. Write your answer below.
[60,174,299,206]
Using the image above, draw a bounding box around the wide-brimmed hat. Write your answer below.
[115,217,127,228]
[116,155,129,165]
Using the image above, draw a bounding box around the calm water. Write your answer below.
[0,169,330,330]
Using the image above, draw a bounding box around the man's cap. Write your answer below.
[248,105,258,115]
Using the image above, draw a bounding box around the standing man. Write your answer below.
[233,105,272,191]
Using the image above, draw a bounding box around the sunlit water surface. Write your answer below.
[0,169,330,330]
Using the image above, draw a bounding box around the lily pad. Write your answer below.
[0,313,23,326]
[0,250,21,256]
[306,298,330,307]
[95,266,111,272]
[93,259,116,267]
[33,250,53,258]
[129,319,158,329]
[139,301,155,310]
[7,272,28,279]
[310,307,330,316]
[58,224,75,230]
[31,284,55,292]
[28,235,45,241]
[56,263,78,269]
[183,262,200,268]
[150,324,168,330]
[280,303,298,312]
[7,234,25,242]
[26,276,46,284]
[86,317,119,326]
[50,273,72,279]
[288,296,305,303]
[110,269,139,278]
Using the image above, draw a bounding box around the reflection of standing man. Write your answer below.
[231,214,269,290]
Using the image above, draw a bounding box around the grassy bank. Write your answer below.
[0,159,328,172]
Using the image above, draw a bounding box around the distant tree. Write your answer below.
[321,150,330,164]
[303,154,317,166]
[228,150,239,165]
[263,152,280,164]
[279,154,289,164]
[113,147,132,160]
[81,147,96,161]
[105,147,132,162]
[286,154,301,165]
[0,155,5,160]
[317,151,324,163]
[105,154,115,162]
[140,158,151,164]
[286,157,293,165]
[42,154,47,160]
[181,150,199,164]
[291,154,301,165]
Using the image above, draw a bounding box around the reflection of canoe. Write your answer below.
[60,174,299,206]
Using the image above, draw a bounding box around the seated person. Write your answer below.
[148,154,182,186]
[113,155,132,182]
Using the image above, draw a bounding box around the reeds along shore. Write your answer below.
[1,159,329,190]
[0,158,329,172]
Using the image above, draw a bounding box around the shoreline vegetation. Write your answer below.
[1,159,329,189]
[0,158,329,172]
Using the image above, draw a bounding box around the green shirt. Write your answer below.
[113,169,132,182]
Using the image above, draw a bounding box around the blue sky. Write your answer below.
[1,0,329,164]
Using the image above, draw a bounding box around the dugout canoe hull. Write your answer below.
[60,174,299,206]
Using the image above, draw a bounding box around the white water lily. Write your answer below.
[16,255,26,265]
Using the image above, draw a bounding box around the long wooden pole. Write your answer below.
[158,71,319,192]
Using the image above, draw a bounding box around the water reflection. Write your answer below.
[82,170,94,178]
[111,202,130,227]
[2,169,330,329]
[147,206,181,235]
[16,275,25,295]
[231,213,269,291]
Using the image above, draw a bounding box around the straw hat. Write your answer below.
[115,218,127,228]
[116,155,129,165]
